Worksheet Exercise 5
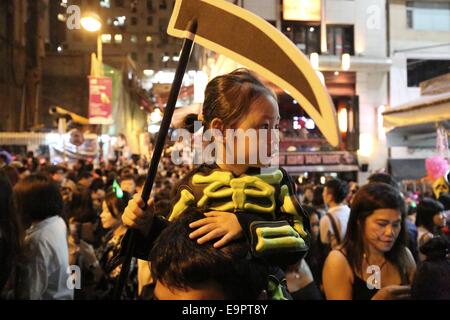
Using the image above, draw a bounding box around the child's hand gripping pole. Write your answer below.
[113,19,198,299]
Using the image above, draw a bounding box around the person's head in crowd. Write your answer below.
[346,181,359,205]
[61,178,77,203]
[154,189,171,203]
[84,162,94,173]
[45,165,65,185]
[69,188,96,224]
[13,174,63,227]
[303,186,314,204]
[90,178,105,212]
[322,179,349,208]
[100,187,131,230]
[135,175,147,194]
[367,172,400,190]
[0,172,23,292]
[0,165,20,187]
[302,206,320,240]
[154,199,171,218]
[312,185,324,208]
[416,198,446,234]
[74,159,85,172]
[183,69,279,171]
[77,171,93,189]
[150,209,269,300]
[120,173,136,195]
[342,183,409,275]
[0,153,9,168]
[411,236,450,300]
[438,193,450,211]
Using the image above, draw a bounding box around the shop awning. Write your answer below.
[383,92,450,128]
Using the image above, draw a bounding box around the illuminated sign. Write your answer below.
[283,0,321,22]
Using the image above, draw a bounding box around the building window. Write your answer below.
[407,1,450,31]
[159,0,167,10]
[407,59,450,87]
[131,52,138,61]
[112,16,126,27]
[282,22,320,54]
[114,34,123,44]
[115,0,124,8]
[101,34,112,44]
[100,0,111,8]
[147,16,153,26]
[326,25,354,56]
[147,53,154,64]
[147,0,154,11]
[130,0,138,13]
[159,18,168,33]
[131,17,138,26]
[130,35,138,44]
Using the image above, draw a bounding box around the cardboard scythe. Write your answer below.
[168,0,340,147]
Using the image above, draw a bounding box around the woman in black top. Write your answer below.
[323,183,416,300]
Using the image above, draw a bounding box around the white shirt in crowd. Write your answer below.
[319,204,351,248]
[21,216,74,300]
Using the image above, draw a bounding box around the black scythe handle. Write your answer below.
[113,19,198,299]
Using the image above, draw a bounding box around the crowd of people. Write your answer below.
[0,69,449,300]
[0,149,192,300]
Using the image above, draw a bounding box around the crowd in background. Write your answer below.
[0,146,449,300]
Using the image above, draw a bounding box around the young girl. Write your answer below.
[416,198,446,262]
[121,69,310,297]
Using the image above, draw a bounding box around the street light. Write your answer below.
[81,12,103,72]
[81,13,102,32]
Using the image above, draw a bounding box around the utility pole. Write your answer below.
[25,0,45,130]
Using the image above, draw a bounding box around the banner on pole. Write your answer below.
[88,76,113,125]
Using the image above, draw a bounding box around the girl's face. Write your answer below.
[100,201,120,230]
[363,208,402,253]
[226,94,280,168]
[304,189,314,202]
[433,211,446,228]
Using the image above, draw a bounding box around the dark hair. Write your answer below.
[78,171,92,181]
[438,193,450,211]
[69,188,96,223]
[183,69,276,133]
[0,165,20,187]
[367,173,399,190]
[104,187,131,219]
[411,236,450,299]
[0,172,23,292]
[312,185,325,207]
[89,178,105,192]
[150,208,269,299]
[324,179,349,204]
[13,174,63,224]
[136,175,147,188]
[120,173,135,182]
[416,198,444,232]
[341,183,408,277]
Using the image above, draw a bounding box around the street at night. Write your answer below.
[0,0,449,309]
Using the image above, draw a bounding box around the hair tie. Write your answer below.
[112,180,124,199]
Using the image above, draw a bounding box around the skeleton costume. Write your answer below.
[122,163,310,299]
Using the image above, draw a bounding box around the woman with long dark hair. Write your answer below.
[77,187,136,299]
[322,183,416,300]
[0,172,23,298]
